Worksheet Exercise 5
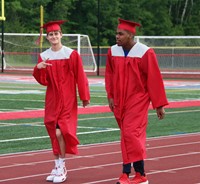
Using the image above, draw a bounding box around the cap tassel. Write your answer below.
[35,27,43,46]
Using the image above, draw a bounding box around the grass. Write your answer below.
[147,107,200,137]
[0,76,200,154]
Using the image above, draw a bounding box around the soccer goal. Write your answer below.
[135,36,200,77]
[1,33,97,73]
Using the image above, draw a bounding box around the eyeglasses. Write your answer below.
[48,31,61,37]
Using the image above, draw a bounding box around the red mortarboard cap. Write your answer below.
[117,18,141,34]
[35,20,67,45]
[42,20,67,33]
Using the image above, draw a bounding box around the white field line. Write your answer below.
[147,141,200,150]
[1,162,200,183]
[0,151,121,169]
[0,122,44,127]
[23,107,43,110]
[0,132,200,159]
[0,99,44,102]
[0,108,199,127]
[0,107,199,123]
[0,108,200,143]
[0,108,22,111]
[0,108,43,112]
[0,132,199,157]
[1,149,199,170]
[0,122,17,126]
[146,132,200,141]
[0,128,120,143]
[0,121,114,130]
[0,85,45,89]
[0,96,200,112]
[82,164,200,184]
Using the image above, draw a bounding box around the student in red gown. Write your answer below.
[105,18,168,184]
[33,20,90,183]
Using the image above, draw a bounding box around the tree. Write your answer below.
[169,0,200,35]
[44,0,75,33]
[67,0,98,45]
[68,0,121,46]
[3,0,200,46]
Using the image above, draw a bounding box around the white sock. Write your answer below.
[59,158,66,168]
[55,159,59,168]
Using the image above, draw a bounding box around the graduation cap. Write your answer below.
[35,20,67,45]
[42,20,67,33]
[117,18,141,34]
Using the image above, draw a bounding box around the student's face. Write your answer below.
[116,28,133,47]
[46,31,62,45]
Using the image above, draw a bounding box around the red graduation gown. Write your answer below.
[33,46,90,155]
[105,43,168,164]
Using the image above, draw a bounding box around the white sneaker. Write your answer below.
[53,166,67,183]
[46,168,57,182]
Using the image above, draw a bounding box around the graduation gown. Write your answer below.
[105,42,168,164]
[33,46,90,155]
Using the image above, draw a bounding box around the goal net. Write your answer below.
[135,36,200,77]
[0,33,97,73]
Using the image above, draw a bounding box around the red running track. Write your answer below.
[0,133,200,184]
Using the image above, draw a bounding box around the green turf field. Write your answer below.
[0,77,200,155]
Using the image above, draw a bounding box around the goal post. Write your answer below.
[0,0,5,21]
[2,33,97,73]
[135,36,200,75]
[0,0,6,73]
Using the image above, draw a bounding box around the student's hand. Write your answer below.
[156,106,165,120]
[108,98,114,112]
[82,100,90,107]
[37,58,52,69]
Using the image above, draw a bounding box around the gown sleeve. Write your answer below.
[105,48,114,99]
[142,48,168,109]
[32,55,48,86]
[71,51,90,101]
